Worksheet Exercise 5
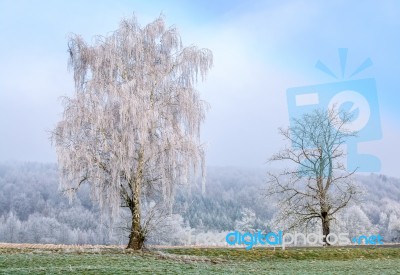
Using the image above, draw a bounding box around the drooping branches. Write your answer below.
[52,15,213,249]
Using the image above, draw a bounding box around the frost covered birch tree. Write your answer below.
[52,15,213,250]
[267,107,361,245]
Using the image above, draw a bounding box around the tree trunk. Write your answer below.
[127,178,144,249]
[321,211,330,245]
[127,150,145,250]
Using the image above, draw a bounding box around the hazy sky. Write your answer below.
[1,0,399,177]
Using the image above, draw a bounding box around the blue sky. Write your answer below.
[0,0,399,177]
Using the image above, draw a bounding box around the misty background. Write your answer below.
[0,163,399,245]
[1,0,400,176]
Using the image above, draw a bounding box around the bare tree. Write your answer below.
[267,107,361,244]
[52,15,213,250]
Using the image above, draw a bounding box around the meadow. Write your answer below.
[1,245,399,274]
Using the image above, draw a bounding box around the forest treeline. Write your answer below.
[0,162,399,245]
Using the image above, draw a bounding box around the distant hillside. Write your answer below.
[0,162,399,245]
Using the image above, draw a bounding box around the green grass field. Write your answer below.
[1,246,399,274]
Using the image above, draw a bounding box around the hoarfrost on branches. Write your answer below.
[266,107,361,245]
[52,15,213,249]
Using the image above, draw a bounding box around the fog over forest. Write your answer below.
[1,162,399,246]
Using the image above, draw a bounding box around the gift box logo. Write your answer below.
[286,48,381,172]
